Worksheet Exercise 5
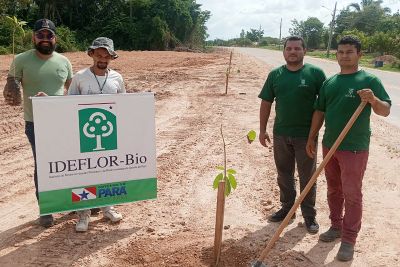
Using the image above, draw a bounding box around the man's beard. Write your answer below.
[97,62,108,69]
[35,42,55,55]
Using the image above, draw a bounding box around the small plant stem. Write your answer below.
[213,124,227,266]
[225,51,233,95]
[221,125,227,179]
[12,28,16,78]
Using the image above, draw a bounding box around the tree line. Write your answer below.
[290,0,400,57]
[209,0,400,61]
[0,0,210,54]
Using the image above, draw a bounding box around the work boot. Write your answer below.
[319,227,341,242]
[337,242,354,261]
[76,210,91,232]
[39,214,54,228]
[102,206,123,223]
[268,208,295,222]
[304,217,319,234]
[90,208,101,215]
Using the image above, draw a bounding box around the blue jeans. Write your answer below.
[273,135,317,218]
[25,121,39,200]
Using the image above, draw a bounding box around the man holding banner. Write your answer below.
[3,19,73,228]
[68,37,125,232]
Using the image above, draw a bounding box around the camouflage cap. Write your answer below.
[88,37,118,59]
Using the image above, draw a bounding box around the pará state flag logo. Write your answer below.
[72,187,97,202]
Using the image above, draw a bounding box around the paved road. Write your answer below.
[235,47,400,128]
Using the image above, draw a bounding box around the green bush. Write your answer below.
[14,30,33,53]
[0,46,10,54]
[55,26,80,53]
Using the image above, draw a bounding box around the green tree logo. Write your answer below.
[79,108,117,153]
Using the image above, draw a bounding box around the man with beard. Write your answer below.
[68,37,124,232]
[3,19,73,228]
[258,36,326,233]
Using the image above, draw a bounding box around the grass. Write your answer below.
[258,47,400,72]
[306,50,400,72]
[210,45,400,72]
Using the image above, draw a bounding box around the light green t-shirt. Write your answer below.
[315,70,391,151]
[9,49,73,122]
[258,63,326,137]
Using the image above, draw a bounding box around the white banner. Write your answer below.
[31,93,157,214]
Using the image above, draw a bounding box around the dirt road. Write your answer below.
[235,47,400,127]
[0,50,399,266]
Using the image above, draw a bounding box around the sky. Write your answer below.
[196,0,400,40]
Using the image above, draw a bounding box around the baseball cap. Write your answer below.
[88,37,118,59]
[34,19,56,33]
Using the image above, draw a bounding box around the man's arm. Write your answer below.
[3,76,22,106]
[357,89,390,117]
[259,100,272,147]
[64,78,72,91]
[306,110,325,158]
[117,73,126,93]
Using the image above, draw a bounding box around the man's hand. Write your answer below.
[357,89,376,105]
[306,138,316,158]
[3,76,22,106]
[259,131,271,147]
[35,92,48,96]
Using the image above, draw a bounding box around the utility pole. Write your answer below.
[279,18,282,50]
[326,2,337,58]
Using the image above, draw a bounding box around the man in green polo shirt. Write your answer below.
[306,35,391,261]
[258,36,326,234]
[3,19,73,228]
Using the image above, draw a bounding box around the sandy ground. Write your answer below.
[0,50,399,267]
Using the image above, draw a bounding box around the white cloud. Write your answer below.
[197,0,400,40]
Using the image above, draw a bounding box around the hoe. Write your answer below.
[251,101,367,267]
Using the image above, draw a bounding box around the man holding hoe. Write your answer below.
[306,35,391,261]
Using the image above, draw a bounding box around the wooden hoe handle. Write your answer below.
[257,101,367,263]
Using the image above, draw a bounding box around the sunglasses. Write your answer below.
[35,32,55,40]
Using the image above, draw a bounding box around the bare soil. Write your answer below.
[1,50,399,267]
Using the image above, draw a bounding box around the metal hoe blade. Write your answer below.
[250,260,267,267]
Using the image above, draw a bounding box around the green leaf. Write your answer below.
[216,166,224,171]
[5,16,14,24]
[225,179,232,196]
[228,173,237,189]
[227,169,237,174]
[213,173,223,189]
[247,130,257,144]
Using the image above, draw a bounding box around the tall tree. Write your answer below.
[289,17,324,49]
[335,0,391,35]
[246,28,264,42]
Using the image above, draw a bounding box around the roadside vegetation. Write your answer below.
[306,50,400,72]
[208,0,400,71]
[0,0,210,54]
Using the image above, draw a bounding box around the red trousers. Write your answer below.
[323,146,369,245]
